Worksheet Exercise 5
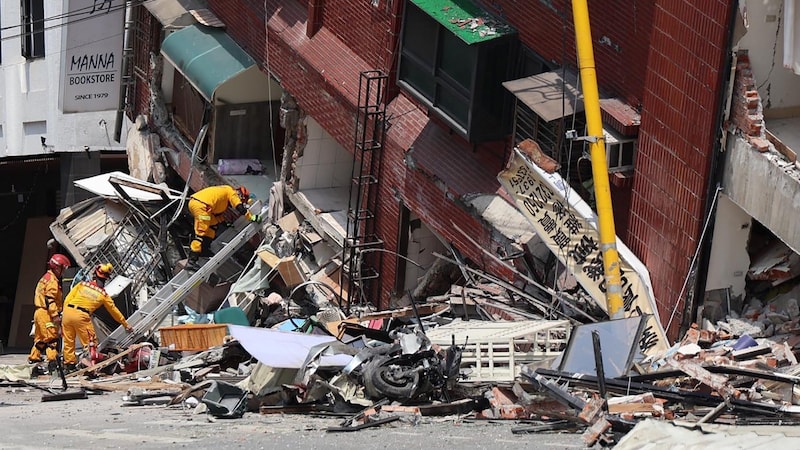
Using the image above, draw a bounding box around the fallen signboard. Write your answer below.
[498,144,668,357]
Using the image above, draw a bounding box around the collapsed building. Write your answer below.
[6,0,800,446]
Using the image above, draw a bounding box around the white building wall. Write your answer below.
[296,117,352,190]
[0,1,126,158]
[739,0,800,110]
[403,213,447,294]
[705,195,751,299]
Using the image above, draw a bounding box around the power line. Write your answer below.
[0,1,156,69]
[1,0,150,33]
[1,0,149,42]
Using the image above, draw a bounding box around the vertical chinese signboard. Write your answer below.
[59,0,125,113]
[498,148,668,357]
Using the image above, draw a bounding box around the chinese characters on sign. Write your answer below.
[498,149,668,356]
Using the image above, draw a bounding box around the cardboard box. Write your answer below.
[257,251,306,288]
[184,281,233,314]
[174,260,233,313]
[275,255,305,287]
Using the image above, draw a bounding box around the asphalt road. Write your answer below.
[0,353,588,449]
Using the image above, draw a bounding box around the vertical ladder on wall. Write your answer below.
[99,203,266,351]
[342,71,387,312]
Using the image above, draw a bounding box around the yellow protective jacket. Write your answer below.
[63,281,130,328]
[190,185,244,215]
[33,269,62,320]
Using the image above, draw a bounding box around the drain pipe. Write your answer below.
[114,1,134,143]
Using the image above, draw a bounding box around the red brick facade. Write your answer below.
[630,2,733,338]
[132,1,736,339]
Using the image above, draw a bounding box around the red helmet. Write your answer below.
[48,254,70,273]
[237,186,250,199]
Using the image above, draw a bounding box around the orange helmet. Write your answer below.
[48,254,70,273]
[237,186,250,199]
[95,263,114,280]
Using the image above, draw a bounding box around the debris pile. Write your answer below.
[6,173,800,448]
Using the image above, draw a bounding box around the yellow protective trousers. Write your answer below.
[28,308,59,362]
[188,198,223,253]
[61,307,97,365]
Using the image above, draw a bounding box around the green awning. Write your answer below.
[161,24,256,101]
[410,0,516,44]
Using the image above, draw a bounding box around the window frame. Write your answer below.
[397,2,516,143]
[603,127,637,173]
[21,0,45,59]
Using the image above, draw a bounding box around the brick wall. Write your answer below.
[729,52,769,152]
[131,5,161,122]
[484,0,654,107]
[320,1,393,70]
[141,1,735,336]
[209,0,513,307]
[629,1,733,339]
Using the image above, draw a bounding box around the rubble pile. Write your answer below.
[6,270,800,447]
[6,178,800,447]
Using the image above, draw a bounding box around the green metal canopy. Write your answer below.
[161,24,256,101]
[410,0,516,44]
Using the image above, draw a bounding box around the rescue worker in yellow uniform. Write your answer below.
[186,185,261,270]
[28,253,71,370]
[61,263,133,372]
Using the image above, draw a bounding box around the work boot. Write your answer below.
[47,360,57,374]
[185,251,201,272]
[34,366,48,377]
[64,363,78,374]
[28,358,43,364]
[200,236,215,257]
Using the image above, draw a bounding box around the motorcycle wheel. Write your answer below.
[363,356,420,400]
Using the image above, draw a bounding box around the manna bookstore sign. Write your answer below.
[60,0,125,113]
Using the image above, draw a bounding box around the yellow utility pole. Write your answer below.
[572,0,624,318]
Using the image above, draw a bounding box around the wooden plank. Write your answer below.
[607,403,659,414]
[66,343,146,378]
[81,380,187,392]
[767,129,797,163]
[354,303,449,321]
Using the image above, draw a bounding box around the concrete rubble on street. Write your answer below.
[8,2,800,449]
[6,170,800,449]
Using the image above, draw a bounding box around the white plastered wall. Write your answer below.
[0,1,126,158]
[739,0,800,110]
[403,213,447,294]
[705,194,751,299]
[295,117,353,190]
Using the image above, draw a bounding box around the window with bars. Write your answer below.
[21,0,44,59]
[512,99,587,166]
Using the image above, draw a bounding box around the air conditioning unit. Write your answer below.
[582,126,637,173]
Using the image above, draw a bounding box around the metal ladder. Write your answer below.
[99,204,266,351]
